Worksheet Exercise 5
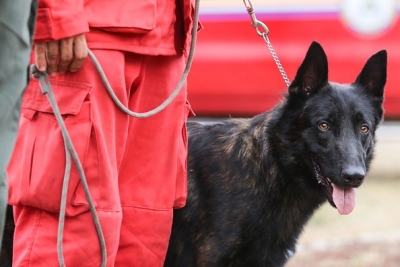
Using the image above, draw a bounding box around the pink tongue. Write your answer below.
[332,184,356,215]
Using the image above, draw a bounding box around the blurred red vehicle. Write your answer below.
[188,0,400,118]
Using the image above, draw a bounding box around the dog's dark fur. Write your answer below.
[164,42,387,267]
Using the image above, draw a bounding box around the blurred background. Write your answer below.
[188,0,400,266]
[188,0,399,118]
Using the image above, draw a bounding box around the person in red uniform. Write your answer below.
[7,0,198,266]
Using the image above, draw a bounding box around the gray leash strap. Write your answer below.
[88,0,200,118]
[31,65,107,267]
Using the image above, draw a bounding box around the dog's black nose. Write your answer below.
[342,166,365,186]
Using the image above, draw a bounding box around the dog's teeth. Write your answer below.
[327,178,332,183]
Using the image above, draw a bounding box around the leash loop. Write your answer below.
[254,21,270,37]
[89,0,200,119]
[243,0,291,88]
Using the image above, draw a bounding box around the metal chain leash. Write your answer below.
[262,35,291,87]
[243,0,291,88]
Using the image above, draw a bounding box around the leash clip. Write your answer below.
[243,0,290,87]
[243,0,269,37]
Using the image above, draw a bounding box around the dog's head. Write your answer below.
[288,41,387,215]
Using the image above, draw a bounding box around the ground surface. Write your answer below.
[285,179,400,267]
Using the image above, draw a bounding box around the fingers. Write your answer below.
[34,34,87,76]
[34,42,48,72]
[69,34,88,73]
[58,37,74,74]
[46,41,59,76]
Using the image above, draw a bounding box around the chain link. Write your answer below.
[243,0,291,88]
[262,34,291,87]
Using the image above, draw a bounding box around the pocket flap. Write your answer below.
[86,1,156,31]
[23,79,92,115]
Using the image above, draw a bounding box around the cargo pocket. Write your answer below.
[173,101,195,209]
[7,79,96,214]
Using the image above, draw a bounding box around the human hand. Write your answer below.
[35,33,88,76]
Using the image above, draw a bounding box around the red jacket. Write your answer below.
[34,0,197,55]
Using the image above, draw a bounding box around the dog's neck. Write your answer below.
[247,110,327,251]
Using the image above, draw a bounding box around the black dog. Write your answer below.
[164,41,387,267]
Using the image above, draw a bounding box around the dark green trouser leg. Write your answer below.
[0,0,37,251]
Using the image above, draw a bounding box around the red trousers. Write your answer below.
[8,49,192,266]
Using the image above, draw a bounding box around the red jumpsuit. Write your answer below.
[7,0,197,266]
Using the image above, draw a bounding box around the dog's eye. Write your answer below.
[360,125,369,134]
[318,122,329,131]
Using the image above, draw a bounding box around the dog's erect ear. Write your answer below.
[354,50,387,102]
[289,41,328,97]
